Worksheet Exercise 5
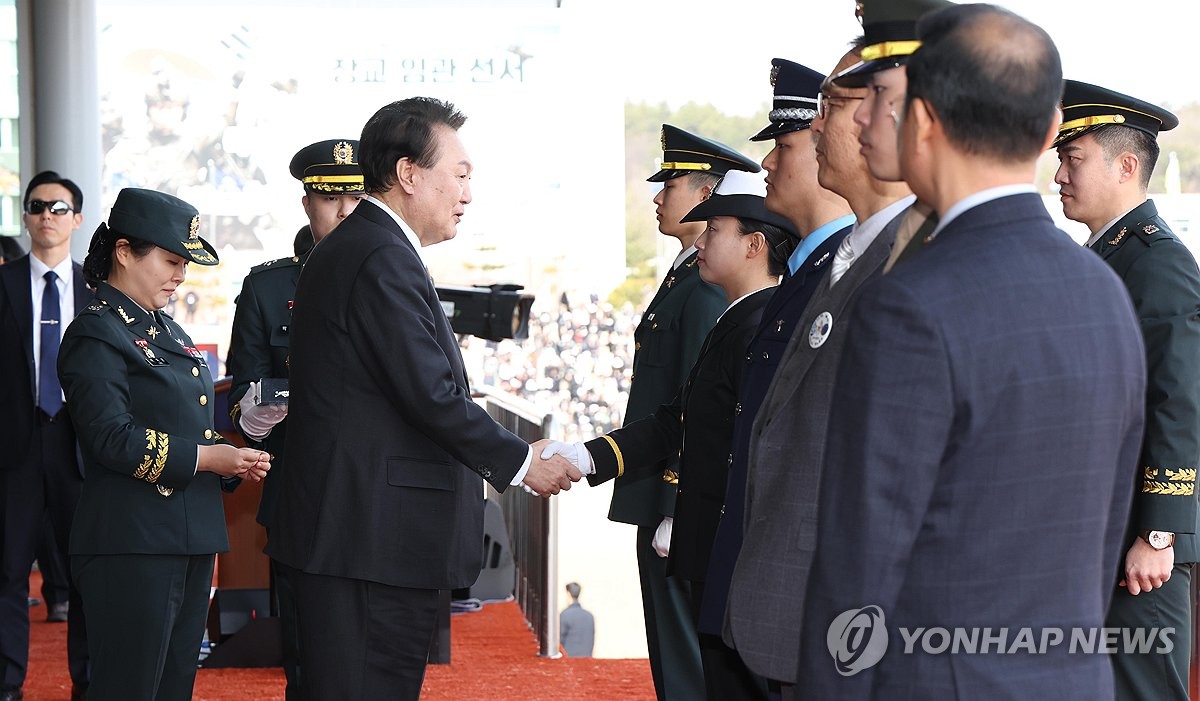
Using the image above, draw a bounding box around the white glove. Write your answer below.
[237,380,288,440]
[652,517,673,558]
[539,440,594,475]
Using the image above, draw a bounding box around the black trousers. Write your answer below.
[270,557,303,700]
[1108,562,1192,701]
[636,524,704,701]
[688,579,769,701]
[0,412,87,690]
[73,552,213,701]
[287,564,440,701]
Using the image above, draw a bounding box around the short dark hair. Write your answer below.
[359,97,467,193]
[1093,125,1160,191]
[24,170,84,213]
[737,217,795,277]
[0,235,24,263]
[907,4,1062,163]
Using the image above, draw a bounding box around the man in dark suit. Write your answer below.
[226,138,366,700]
[266,97,581,700]
[1054,81,1200,701]
[0,171,91,701]
[613,124,759,701]
[721,37,924,696]
[797,6,1146,699]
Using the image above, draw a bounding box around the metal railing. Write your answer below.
[476,386,560,658]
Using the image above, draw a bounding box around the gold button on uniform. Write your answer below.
[204,429,213,439]
[199,394,208,406]
[191,367,199,377]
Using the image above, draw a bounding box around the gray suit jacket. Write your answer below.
[796,193,1145,699]
[725,213,899,683]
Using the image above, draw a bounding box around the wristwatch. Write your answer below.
[1139,530,1176,550]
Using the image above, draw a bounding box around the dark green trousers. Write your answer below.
[1107,562,1192,701]
[73,553,214,701]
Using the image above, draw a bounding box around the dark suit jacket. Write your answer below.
[726,214,900,683]
[0,254,90,473]
[797,193,1145,699]
[586,287,772,581]
[699,224,848,635]
[1090,199,1200,564]
[226,251,306,528]
[59,283,230,555]
[266,201,529,590]
[610,251,726,527]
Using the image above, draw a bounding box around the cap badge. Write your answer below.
[333,141,355,165]
[660,129,668,151]
[809,311,834,349]
[188,215,200,240]
[1108,227,1128,246]
[769,64,780,87]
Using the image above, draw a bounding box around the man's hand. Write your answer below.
[238,380,288,440]
[521,447,583,497]
[535,439,594,475]
[1119,536,1174,595]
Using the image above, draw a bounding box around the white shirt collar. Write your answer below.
[365,195,424,263]
[29,252,74,286]
[929,184,1037,239]
[672,244,698,271]
[1085,204,1141,248]
[845,194,916,261]
[717,284,773,323]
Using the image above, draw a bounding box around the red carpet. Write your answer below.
[24,572,654,700]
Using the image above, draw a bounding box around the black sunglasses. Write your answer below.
[25,199,75,216]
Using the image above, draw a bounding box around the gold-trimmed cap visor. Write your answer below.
[647,124,761,182]
[1053,79,1178,148]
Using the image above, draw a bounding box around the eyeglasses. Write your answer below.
[25,199,75,216]
[816,91,866,120]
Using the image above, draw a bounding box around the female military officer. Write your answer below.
[545,170,794,699]
[58,188,270,701]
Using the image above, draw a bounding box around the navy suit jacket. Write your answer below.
[267,201,529,590]
[699,224,848,635]
[0,254,90,473]
[797,193,1146,699]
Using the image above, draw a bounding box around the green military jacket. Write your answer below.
[226,250,305,528]
[609,249,725,527]
[1092,199,1200,562]
[59,282,232,555]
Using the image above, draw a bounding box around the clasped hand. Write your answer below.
[520,439,588,497]
[198,444,272,482]
[237,380,288,440]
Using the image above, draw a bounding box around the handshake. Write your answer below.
[520,439,595,498]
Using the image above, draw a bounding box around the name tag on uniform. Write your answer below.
[135,339,168,367]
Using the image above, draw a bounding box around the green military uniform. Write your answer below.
[1057,81,1200,701]
[615,124,759,701]
[227,250,305,527]
[59,188,232,701]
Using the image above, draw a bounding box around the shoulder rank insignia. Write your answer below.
[1108,227,1128,246]
[86,303,103,312]
[1143,223,1160,235]
[116,306,136,324]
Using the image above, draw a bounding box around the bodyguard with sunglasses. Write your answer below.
[0,171,91,701]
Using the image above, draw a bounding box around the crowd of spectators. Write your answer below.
[459,294,641,444]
